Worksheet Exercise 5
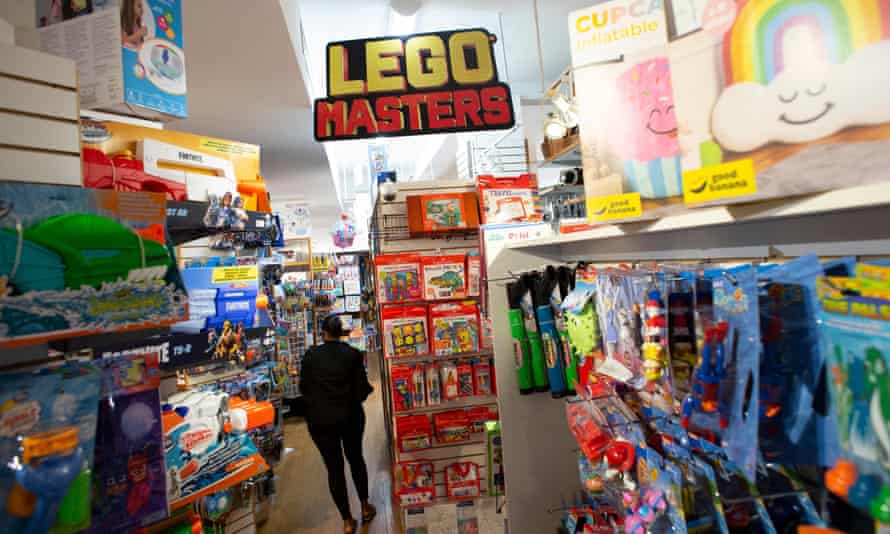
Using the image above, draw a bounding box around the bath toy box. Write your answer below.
[568,0,890,218]
[38,0,188,120]
[81,120,269,210]
[0,183,187,348]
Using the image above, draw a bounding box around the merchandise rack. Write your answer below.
[485,183,890,534]
[370,180,501,527]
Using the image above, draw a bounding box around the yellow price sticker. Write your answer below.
[199,138,259,157]
[211,266,258,284]
[682,159,756,205]
[586,192,643,223]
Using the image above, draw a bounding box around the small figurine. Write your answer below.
[681,321,729,429]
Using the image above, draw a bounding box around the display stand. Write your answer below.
[486,183,890,533]
[371,180,502,532]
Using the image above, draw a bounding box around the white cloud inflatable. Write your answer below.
[712,40,890,153]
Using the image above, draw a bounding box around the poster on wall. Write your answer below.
[279,202,312,239]
[314,28,515,141]
[568,0,890,218]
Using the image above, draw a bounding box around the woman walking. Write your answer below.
[300,315,377,533]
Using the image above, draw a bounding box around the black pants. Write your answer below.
[308,409,369,520]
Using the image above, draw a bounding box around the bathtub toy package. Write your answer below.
[0,183,187,347]
[0,361,101,534]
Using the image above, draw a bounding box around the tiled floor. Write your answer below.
[259,353,399,534]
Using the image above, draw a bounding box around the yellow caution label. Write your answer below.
[199,138,260,157]
[587,192,643,223]
[683,159,756,205]
[211,266,258,283]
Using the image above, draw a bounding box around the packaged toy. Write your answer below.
[0,184,187,346]
[594,271,644,384]
[0,362,101,534]
[396,415,432,453]
[519,274,550,391]
[421,255,467,300]
[382,305,429,359]
[430,301,479,356]
[473,360,492,396]
[466,253,482,298]
[485,421,504,497]
[406,192,480,235]
[425,363,441,406]
[89,351,167,533]
[467,406,498,434]
[410,365,426,410]
[668,278,697,397]
[507,281,535,395]
[375,253,423,304]
[391,365,413,413]
[434,410,471,444]
[477,174,543,224]
[561,266,603,396]
[161,389,267,508]
[445,462,480,500]
[457,363,474,398]
[398,462,434,507]
[533,269,569,398]
[440,362,459,401]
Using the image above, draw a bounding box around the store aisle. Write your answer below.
[260,352,397,534]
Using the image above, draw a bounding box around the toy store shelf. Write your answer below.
[386,350,493,365]
[398,435,488,462]
[395,396,498,416]
[504,182,890,262]
[167,200,274,245]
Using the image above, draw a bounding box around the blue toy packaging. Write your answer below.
[0,184,187,347]
[88,351,168,533]
[0,362,101,534]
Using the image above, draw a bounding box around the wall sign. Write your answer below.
[314,28,515,142]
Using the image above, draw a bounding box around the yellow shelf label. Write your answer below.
[587,192,643,222]
[683,159,756,205]
[211,265,258,283]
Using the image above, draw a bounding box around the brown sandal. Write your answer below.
[344,518,358,533]
[362,503,377,523]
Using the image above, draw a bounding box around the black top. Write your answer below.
[301,341,372,426]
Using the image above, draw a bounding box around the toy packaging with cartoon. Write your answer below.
[375,253,423,304]
[0,183,187,347]
[0,362,101,534]
[88,351,168,533]
[476,174,543,225]
[421,255,467,301]
[382,305,429,359]
[406,192,480,234]
[38,0,188,118]
[568,0,890,218]
[430,301,480,356]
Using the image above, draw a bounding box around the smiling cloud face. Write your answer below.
[712,40,890,153]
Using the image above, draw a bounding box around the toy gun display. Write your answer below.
[519,274,549,392]
[534,270,568,398]
[507,281,534,395]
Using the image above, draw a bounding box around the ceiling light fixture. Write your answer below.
[389,0,420,35]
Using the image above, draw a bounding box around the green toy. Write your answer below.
[521,274,549,392]
[508,307,534,395]
[23,214,171,289]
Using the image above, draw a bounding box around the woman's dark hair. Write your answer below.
[321,315,346,339]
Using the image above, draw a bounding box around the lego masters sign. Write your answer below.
[314,28,515,141]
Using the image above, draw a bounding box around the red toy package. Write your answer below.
[466,253,482,297]
[433,410,471,444]
[445,462,481,500]
[396,414,433,452]
[430,301,480,356]
[382,305,429,359]
[397,461,435,507]
[473,359,492,396]
[375,253,423,304]
[467,406,498,433]
[477,174,542,224]
[421,254,467,300]
[391,364,414,412]
[457,362,475,397]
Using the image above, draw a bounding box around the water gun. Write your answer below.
[535,269,568,398]
[520,273,549,392]
[507,281,534,395]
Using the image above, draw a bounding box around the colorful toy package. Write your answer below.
[421,255,467,300]
[440,361,459,401]
[89,351,168,533]
[398,462,434,507]
[445,462,480,500]
[477,174,543,224]
[0,184,187,347]
[818,267,890,522]
[375,253,423,304]
[407,192,480,234]
[425,363,441,406]
[434,410,471,444]
[0,362,101,534]
[485,421,504,497]
[396,415,432,453]
[430,301,479,356]
[382,305,429,359]
[466,253,482,298]
[391,365,413,413]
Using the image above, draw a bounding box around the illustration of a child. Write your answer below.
[121,0,147,49]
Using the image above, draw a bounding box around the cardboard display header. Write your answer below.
[314,28,516,141]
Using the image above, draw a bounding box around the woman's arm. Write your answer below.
[300,349,313,400]
[352,349,373,402]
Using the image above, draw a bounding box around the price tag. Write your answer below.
[683,159,756,205]
[586,192,643,223]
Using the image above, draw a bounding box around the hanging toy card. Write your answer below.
[421,255,467,301]
[382,305,429,359]
[375,253,423,304]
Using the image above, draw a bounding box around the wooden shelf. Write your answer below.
[538,138,581,168]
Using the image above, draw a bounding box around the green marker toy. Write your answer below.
[507,282,534,395]
[521,273,549,392]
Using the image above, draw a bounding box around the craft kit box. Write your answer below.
[0,183,188,347]
[38,0,187,119]
[568,0,890,218]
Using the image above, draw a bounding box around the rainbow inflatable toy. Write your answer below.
[722,0,890,85]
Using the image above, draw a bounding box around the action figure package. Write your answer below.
[421,255,467,300]
[430,301,479,356]
[375,253,423,304]
[477,174,543,224]
[382,305,429,359]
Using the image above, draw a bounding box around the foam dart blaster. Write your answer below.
[507,281,534,395]
[555,266,579,390]
[7,427,88,534]
[521,273,549,392]
[535,269,567,398]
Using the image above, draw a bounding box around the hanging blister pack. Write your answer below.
[562,266,603,397]
[520,273,550,392]
[534,269,568,397]
[595,272,642,384]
